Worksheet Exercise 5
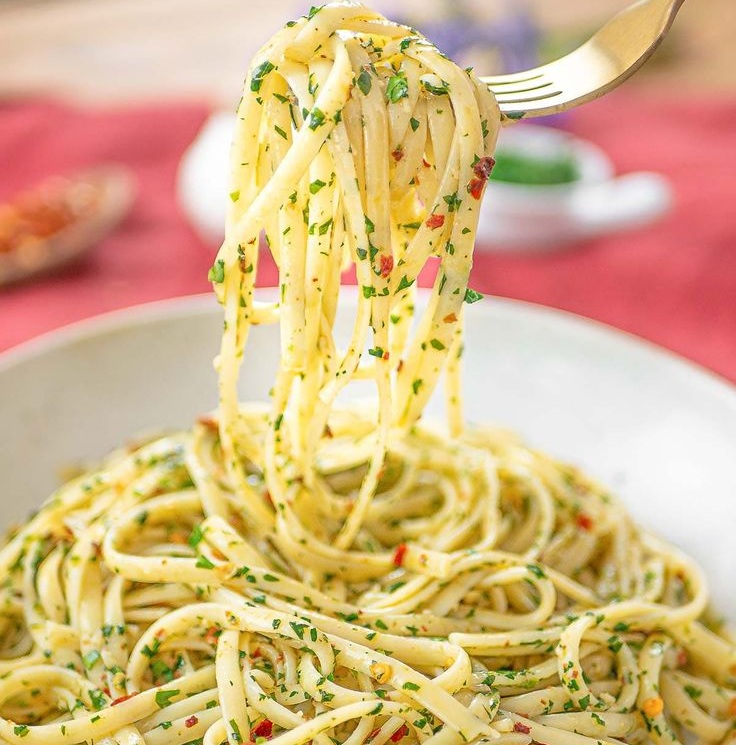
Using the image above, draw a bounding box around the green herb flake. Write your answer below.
[357,69,372,95]
[230,719,243,743]
[89,689,106,710]
[429,339,445,351]
[443,192,462,212]
[368,347,385,358]
[396,275,414,292]
[309,179,326,194]
[386,72,409,103]
[308,108,326,130]
[208,259,225,284]
[155,689,179,708]
[421,78,449,96]
[409,117,420,132]
[82,650,101,670]
[608,636,623,654]
[274,124,288,140]
[134,511,148,526]
[250,60,275,93]
[402,681,420,691]
[188,524,204,548]
[195,555,215,570]
[463,288,484,304]
[289,621,307,640]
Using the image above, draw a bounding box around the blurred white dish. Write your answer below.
[477,124,673,249]
[177,115,672,249]
[178,112,233,242]
[1,292,734,618]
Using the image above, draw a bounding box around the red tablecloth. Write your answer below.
[1,95,735,381]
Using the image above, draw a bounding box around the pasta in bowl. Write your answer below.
[0,4,733,745]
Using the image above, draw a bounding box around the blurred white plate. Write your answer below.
[478,125,672,249]
[177,116,672,249]
[1,293,734,618]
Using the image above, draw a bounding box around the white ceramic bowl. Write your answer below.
[1,293,734,619]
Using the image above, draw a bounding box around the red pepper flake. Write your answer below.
[393,543,408,567]
[382,351,390,361]
[390,724,409,742]
[380,254,394,278]
[422,158,431,168]
[197,416,219,432]
[391,147,404,162]
[468,178,485,200]
[111,693,137,706]
[185,715,199,728]
[323,424,334,438]
[368,729,381,740]
[251,648,262,659]
[425,213,444,230]
[473,156,496,181]
[575,513,593,531]
[443,313,458,323]
[264,491,274,508]
[676,649,688,668]
[204,626,221,646]
[252,719,273,739]
[513,722,531,735]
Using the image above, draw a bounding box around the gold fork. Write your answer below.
[481,0,686,119]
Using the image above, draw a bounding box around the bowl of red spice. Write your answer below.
[0,165,136,286]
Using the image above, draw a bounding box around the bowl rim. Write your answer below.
[2,291,734,406]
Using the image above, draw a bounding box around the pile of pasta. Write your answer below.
[0,4,733,745]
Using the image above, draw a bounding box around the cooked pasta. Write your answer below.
[0,4,734,745]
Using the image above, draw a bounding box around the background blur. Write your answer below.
[1,0,734,101]
[1,0,735,379]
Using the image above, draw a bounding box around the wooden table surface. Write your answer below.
[0,0,733,105]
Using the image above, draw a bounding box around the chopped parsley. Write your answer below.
[208,259,225,284]
[195,555,215,570]
[463,288,484,304]
[155,689,179,708]
[250,60,275,93]
[308,108,326,130]
[386,72,409,103]
[357,69,372,95]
